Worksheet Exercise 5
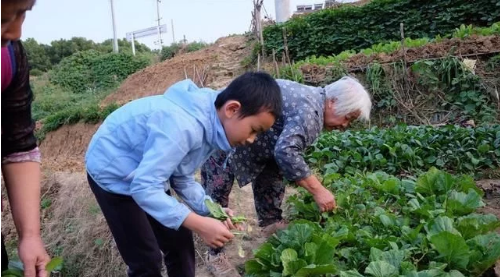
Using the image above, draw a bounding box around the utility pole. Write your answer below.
[275,0,291,23]
[110,0,119,53]
[156,0,163,47]
[253,0,264,56]
[131,34,136,56]
[171,19,176,43]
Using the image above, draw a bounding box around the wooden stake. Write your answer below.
[282,27,291,65]
[272,49,280,78]
[257,53,261,71]
[400,23,408,85]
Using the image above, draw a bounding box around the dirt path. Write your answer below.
[194,181,298,276]
[194,184,266,277]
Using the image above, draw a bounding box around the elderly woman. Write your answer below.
[201,76,372,276]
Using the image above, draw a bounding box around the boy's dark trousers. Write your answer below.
[87,173,195,277]
[1,236,8,272]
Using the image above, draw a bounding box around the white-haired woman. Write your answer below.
[200,76,372,276]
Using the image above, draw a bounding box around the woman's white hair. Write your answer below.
[324,76,372,121]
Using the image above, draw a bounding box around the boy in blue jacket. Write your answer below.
[85,72,282,277]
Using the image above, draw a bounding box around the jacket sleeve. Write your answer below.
[171,173,211,216]
[1,41,38,160]
[129,111,203,230]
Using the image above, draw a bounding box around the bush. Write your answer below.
[36,102,121,141]
[160,41,209,61]
[160,43,182,61]
[186,41,209,52]
[32,83,76,121]
[263,0,500,61]
[30,68,44,77]
[49,50,150,94]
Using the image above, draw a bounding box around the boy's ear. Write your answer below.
[223,100,242,119]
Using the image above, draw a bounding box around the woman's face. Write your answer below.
[1,0,35,47]
[323,99,361,131]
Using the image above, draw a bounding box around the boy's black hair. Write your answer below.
[215,71,283,119]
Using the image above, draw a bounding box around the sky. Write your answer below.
[22,0,357,50]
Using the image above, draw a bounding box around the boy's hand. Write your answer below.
[183,213,234,248]
[198,217,235,248]
[223,208,244,231]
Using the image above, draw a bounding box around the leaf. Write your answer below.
[425,156,437,164]
[1,269,24,277]
[238,244,246,258]
[426,216,460,238]
[402,224,424,242]
[340,270,364,277]
[416,168,442,195]
[281,249,307,276]
[364,261,399,277]
[400,261,416,274]
[281,248,298,262]
[269,272,282,277]
[369,248,406,268]
[332,225,349,240]
[389,241,399,250]
[455,176,483,196]
[45,257,63,272]
[312,234,338,264]
[384,178,400,192]
[253,242,275,269]
[430,231,470,270]
[282,223,315,249]
[428,261,448,270]
[7,261,23,271]
[304,242,318,264]
[456,213,500,239]
[467,233,500,275]
[408,198,421,210]
[477,144,490,153]
[441,270,466,277]
[379,214,395,227]
[404,269,445,277]
[436,159,445,167]
[245,260,267,274]
[231,215,247,224]
[94,238,104,246]
[446,189,484,215]
[204,199,228,220]
[295,264,337,276]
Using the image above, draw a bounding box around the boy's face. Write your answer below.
[219,101,275,147]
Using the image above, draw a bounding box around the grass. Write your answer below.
[31,75,121,141]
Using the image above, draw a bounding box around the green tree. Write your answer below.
[97,38,152,54]
[23,38,52,72]
[46,37,96,65]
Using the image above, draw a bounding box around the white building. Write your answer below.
[294,0,361,15]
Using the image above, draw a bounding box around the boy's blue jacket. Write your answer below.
[85,79,232,230]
